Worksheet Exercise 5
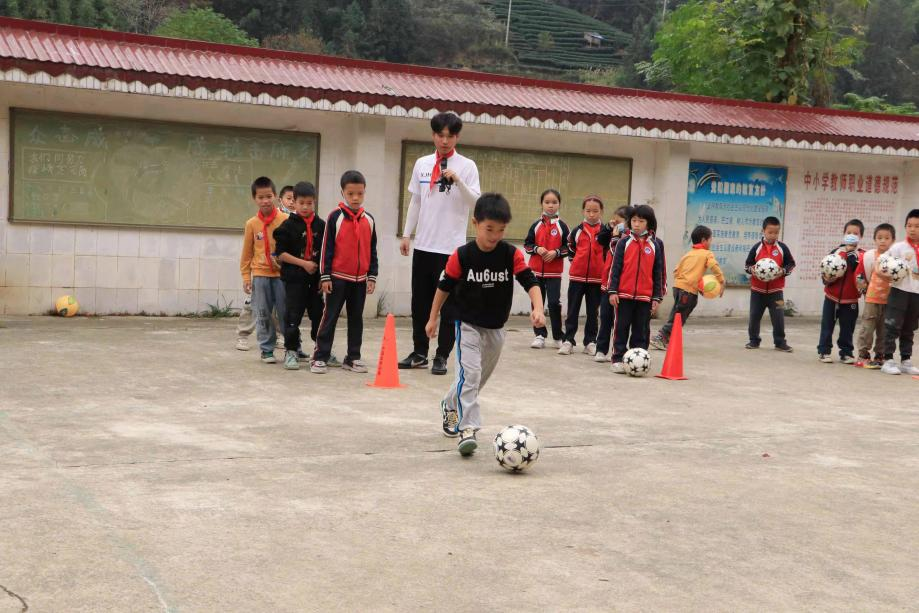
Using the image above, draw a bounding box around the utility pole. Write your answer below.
[505,0,513,47]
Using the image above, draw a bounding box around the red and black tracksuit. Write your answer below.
[608,232,664,363]
[743,239,795,347]
[523,214,570,340]
[273,212,325,352]
[314,203,378,363]
[818,245,864,359]
[595,224,624,356]
[563,221,604,346]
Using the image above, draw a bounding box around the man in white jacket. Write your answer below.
[399,112,481,375]
[880,208,919,375]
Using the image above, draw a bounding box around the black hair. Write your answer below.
[582,195,604,210]
[250,176,276,196]
[431,112,463,135]
[474,193,512,223]
[340,170,366,189]
[906,209,919,224]
[540,188,561,205]
[614,205,632,220]
[691,225,712,244]
[279,185,294,198]
[631,204,657,233]
[762,216,781,229]
[873,223,895,239]
[293,181,317,200]
[844,218,865,236]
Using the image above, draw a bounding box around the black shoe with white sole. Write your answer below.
[398,352,428,369]
[441,400,459,437]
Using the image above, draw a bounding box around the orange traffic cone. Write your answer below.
[367,313,405,388]
[657,312,687,380]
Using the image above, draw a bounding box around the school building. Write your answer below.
[1,17,917,317]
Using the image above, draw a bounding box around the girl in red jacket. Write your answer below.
[608,205,664,373]
[523,189,570,349]
[559,196,605,355]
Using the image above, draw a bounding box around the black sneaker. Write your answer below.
[457,429,477,456]
[441,400,459,437]
[398,352,428,370]
[745,342,760,349]
[774,343,793,352]
[431,355,448,375]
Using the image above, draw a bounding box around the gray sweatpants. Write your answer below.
[443,321,506,432]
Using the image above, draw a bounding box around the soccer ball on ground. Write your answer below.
[698,274,722,299]
[494,425,539,472]
[877,254,908,282]
[623,347,651,377]
[820,253,847,281]
[752,258,782,282]
[55,295,80,317]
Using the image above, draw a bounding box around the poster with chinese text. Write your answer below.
[685,162,787,286]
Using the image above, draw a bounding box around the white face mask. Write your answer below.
[844,233,860,246]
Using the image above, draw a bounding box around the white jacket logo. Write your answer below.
[467,268,509,283]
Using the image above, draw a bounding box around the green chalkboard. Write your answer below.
[10,109,320,230]
[399,141,632,241]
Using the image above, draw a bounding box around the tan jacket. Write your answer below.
[240,210,289,283]
[673,247,725,294]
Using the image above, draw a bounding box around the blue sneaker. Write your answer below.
[261,351,276,364]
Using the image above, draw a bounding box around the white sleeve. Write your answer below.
[408,160,421,196]
[864,250,875,278]
[402,192,421,238]
[455,162,481,209]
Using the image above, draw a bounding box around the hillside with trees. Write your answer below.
[1,0,916,113]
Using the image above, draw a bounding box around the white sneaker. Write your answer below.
[899,360,919,375]
[584,342,597,356]
[275,337,285,349]
[342,358,368,373]
[840,355,856,365]
[611,362,626,374]
[530,336,546,349]
[881,359,901,375]
[235,338,250,351]
[557,341,573,355]
[555,339,563,350]
[593,352,607,363]
[310,360,328,374]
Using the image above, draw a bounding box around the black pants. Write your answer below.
[818,297,859,358]
[748,291,786,347]
[883,287,919,360]
[612,298,651,362]
[533,277,563,339]
[283,279,322,351]
[564,281,601,346]
[411,249,455,358]
[659,288,698,341]
[314,279,366,362]
[596,293,615,355]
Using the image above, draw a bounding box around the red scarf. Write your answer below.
[257,207,278,270]
[429,149,455,191]
[339,202,365,221]
[692,244,706,249]
[300,212,315,262]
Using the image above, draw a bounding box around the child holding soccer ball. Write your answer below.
[427,193,545,456]
[854,223,895,369]
[880,209,919,375]
[818,219,865,364]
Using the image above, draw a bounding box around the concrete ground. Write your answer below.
[0,314,917,612]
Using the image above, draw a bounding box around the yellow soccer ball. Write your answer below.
[697,274,721,299]
[55,294,80,317]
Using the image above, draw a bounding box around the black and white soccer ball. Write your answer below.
[494,425,539,472]
[877,254,908,282]
[752,258,782,282]
[820,253,847,281]
[623,347,651,377]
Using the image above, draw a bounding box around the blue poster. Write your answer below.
[685,162,787,286]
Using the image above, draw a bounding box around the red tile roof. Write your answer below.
[2,17,918,151]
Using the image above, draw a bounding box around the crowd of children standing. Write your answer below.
[237,112,919,454]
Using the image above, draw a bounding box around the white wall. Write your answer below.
[0,80,914,317]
